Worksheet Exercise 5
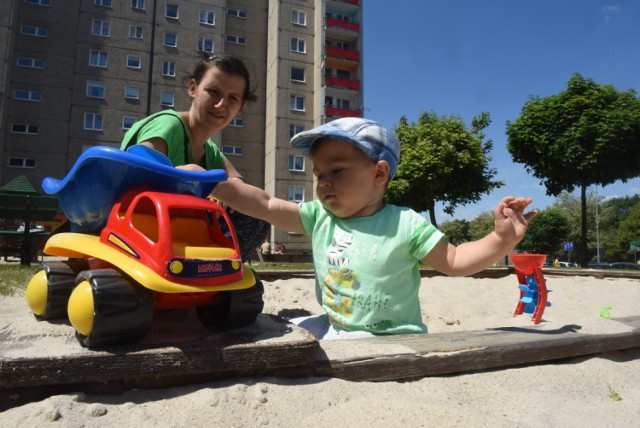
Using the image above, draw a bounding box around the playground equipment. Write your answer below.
[25,146,264,348]
[509,253,551,324]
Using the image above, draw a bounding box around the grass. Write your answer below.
[250,261,313,271]
[0,261,313,298]
[0,264,42,297]
[608,385,623,401]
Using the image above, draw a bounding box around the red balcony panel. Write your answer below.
[343,0,360,5]
[325,106,361,118]
[326,46,360,61]
[326,17,360,32]
[326,76,360,90]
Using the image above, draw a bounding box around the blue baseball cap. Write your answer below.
[290,118,400,179]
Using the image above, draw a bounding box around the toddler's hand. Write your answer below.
[494,196,537,244]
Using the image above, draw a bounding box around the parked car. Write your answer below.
[16,223,45,233]
[557,261,577,268]
[609,262,640,270]
[587,262,612,269]
[587,262,640,270]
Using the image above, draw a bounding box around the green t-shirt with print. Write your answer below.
[120,110,226,169]
[299,200,445,335]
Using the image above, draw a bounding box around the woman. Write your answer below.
[121,52,268,260]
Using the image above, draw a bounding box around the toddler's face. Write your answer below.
[310,139,385,219]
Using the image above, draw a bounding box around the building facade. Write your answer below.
[0,0,363,252]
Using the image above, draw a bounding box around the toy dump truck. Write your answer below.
[25,146,264,348]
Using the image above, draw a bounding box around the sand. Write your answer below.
[1,272,639,427]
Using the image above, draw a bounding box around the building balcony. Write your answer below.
[325,105,361,118]
[325,76,360,90]
[326,17,360,33]
[329,0,360,6]
[326,46,359,62]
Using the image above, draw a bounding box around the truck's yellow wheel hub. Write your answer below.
[25,270,48,316]
[67,280,94,336]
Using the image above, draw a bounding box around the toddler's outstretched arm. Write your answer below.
[212,179,306,234]
[424,196,537,277]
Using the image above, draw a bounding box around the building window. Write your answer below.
[226,9,247,18]
[160,91,174,107]
[290,96,304,111]
[336,69,350,79]
[84,113,103,131]
[122,116,136,130]
[124,85,140,99]
[198,37,214,53]
[225,34,246,45]
[129,25,143,39]
[86,81,106,99]
[11,123,39,135]
[289,124,304,138]
[164,33,177,47]
[162,61,176,77]
[291,67,305,82]
[127,55,141,69]
[91,19,110,37]
[199,10,215,25]
[20,25,48,37]
[222,145,244,156]
[94,0,112,7]
[165,4,179,19]
[24,0,51,6]
[292,9,307,26]
[89,50,108,68]
[14,90,41,102]
[17,57,45,69]
[289,155,305,172]
[288,185,305,203]
[8,157,36,169]
[291,38,306,53]
[229,118,244,127]
[339,99,351,109]
[131,0,144,10]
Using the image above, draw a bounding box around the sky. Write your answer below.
[362,0,640,222]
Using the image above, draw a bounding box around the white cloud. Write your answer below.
[602,5,620,22]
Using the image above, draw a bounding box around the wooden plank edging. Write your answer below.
[312,316,640,381]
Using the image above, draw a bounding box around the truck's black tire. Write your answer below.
[71,269,154,348]
[196,269,264,331]
[36,260,90,320]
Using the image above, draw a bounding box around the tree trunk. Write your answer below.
[579,183,588,267]
[428,200,437,228]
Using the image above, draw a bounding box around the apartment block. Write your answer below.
[0,0,363,252]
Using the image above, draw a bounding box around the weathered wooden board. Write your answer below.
[1,294,638,409]
[313,316,640,381]
[0,301,318,406]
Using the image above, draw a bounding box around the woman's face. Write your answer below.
[189,66,246,132]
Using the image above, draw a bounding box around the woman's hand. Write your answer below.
[176,163,206,172]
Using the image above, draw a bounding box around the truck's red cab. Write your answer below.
[102,190,244,287]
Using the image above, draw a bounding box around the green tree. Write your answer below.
[606,197,640,261]
[550,191,604,261]
[439,219,470,245]
[616,204,640,262]
[517,208,570,256]
[506,73,640,266]
[386,111,503,227]
[468,212,495,241]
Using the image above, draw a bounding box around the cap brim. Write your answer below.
[290,124,358,154]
